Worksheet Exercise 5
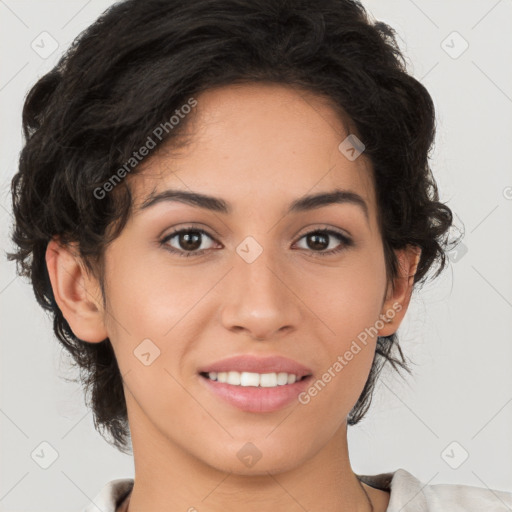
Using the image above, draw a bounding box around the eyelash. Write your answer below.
[159,226,354,258]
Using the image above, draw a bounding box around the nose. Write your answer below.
[220,246,302,341]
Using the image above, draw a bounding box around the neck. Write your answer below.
[124,407,376,512]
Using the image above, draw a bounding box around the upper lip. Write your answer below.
[198,355,313,378]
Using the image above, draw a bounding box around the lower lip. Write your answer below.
[199,374,313,413]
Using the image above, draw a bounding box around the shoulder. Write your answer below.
[359,468,512,511]
[81,478,134,512]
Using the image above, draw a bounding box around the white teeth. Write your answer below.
[287,373,297,384]
[240,372,260,386]
[276,372,288,385]
[227,371,241,385]
[206,371,302,387]
[259,373,277,387]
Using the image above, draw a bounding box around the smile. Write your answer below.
[201,371,308,387]
[199,372,313,413]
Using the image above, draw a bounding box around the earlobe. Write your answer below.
[377,245,422,337]
[45,238,108,343]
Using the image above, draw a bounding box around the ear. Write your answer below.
[45,238,108,343]
[377,245,421,337]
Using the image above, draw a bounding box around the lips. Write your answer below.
[197,355,314,413]
[197,354,313,379]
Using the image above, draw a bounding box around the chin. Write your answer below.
[200,437,309,476]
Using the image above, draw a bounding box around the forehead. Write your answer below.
[129,83,377,221]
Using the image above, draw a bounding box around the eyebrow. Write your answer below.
[138,187,369,221]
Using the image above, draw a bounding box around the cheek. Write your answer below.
[103,244,221,384]
[105,243,195,333]
[300,268,384,419]
[102,254,197,411]
[312,250,387,341]
[305,247,387,406]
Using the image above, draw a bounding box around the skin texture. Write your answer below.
[46,83,421,512]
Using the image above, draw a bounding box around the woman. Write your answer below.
[8,0,512,511]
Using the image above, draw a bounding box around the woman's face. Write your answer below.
[100,83,402,474]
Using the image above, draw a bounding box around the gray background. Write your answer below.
[1,1,511,511]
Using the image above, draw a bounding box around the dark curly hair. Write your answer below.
[7,0,459,454]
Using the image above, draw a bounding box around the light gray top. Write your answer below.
[81,467,512,511]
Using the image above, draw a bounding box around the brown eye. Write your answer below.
[306,232,330,250]
[161,228,217,257]
[294,229,353,255]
